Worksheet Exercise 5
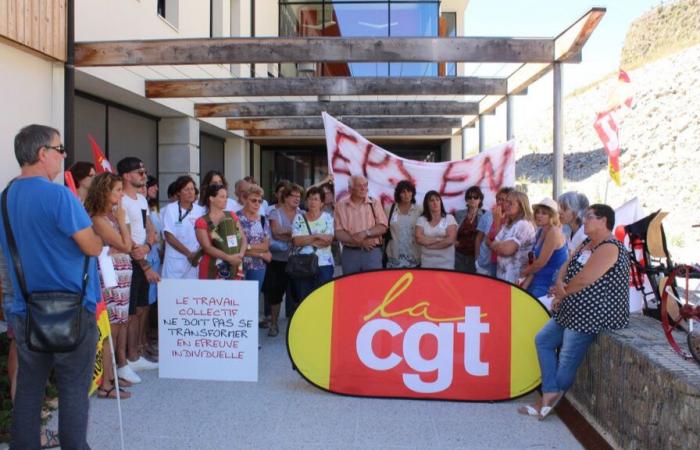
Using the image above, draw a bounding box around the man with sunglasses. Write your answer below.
[117,157,160,383]
[0,124,104,449]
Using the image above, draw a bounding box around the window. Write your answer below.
[158,0,179,28]
[279,1,440,77]
[441,12,457,76]
[157,0,166,18]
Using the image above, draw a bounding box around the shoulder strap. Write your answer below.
[368,197,378,226]
[260,215,266,228]
[302,213,317,254]
[388,203,396,222]
[2,183,89,300]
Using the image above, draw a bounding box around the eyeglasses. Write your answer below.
[44,145,66,155]
[248,198,262,204]
[584,213,602,221]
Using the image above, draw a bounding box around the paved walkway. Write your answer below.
[85,318,582,450]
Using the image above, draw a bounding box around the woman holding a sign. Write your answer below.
[415,191,457,269]
[195,184,247,280]
[85,173,134,398]
[525,204,629,420]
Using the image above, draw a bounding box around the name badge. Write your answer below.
[391,213,399,223]
[577,250,591,265]
[227,235,238,248]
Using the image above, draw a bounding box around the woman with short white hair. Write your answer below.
[557,191,589,255]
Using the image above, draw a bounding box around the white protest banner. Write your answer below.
[158,279,259,382]
[323,112,515,212]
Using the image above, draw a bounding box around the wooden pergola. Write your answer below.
[73,7,605,197]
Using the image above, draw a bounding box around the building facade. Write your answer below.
[1,0,468,200]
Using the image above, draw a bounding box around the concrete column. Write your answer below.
[461,128,467,159]
[158,117,200,202]
[553,62,564,199]
[506,95,515,141]
[224,135,247,184]
[478,115,485,153]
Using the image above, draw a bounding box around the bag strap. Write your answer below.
[2,182,89,301]
[388,203,396,223]
[302,213,317,254]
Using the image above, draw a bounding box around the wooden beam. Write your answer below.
[146,77,508,98]
[228,116,463,130]
[196,101,479,118]
[75,37,555,67]
[464,8,606,127]
[244,128,454,138]
[555,8,606,61]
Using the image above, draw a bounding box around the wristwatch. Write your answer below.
[365,229,371,238]
[247,244,252,251]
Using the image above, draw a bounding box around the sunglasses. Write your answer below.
[44,144,67,155]
[466,195,480,200]
[248,198,262,204]
[132,169,146,176]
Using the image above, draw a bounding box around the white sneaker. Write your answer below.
[117,365,142,384]
[128,356,159,371]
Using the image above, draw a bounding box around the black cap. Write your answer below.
[116,157,144,175]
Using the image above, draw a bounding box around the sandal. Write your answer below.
[268,324,279,337]
[517,404,541,417]
[114,378,133,388]
[539,392,565,421]
[40,428,60,449]
[97,386,131,399]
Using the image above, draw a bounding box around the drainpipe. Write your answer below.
[65,0,75,164]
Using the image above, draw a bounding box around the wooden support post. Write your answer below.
[506,95,515,141]
[553,62,564,199]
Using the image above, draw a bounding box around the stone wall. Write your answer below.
[569,315,700,450]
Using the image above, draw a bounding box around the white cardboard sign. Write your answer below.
[158,279,259,382]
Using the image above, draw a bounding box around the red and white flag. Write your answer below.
[88,134,113,173]
[593,70,634,186]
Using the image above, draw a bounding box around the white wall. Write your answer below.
[224,136,248,185]
[0,42,64,187]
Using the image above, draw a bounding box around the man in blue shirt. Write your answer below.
[0,124,103,449]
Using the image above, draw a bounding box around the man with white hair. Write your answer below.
[334,175,388,275]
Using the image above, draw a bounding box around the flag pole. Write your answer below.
[107,333,126,450]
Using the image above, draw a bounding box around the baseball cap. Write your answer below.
[116,157,144,175]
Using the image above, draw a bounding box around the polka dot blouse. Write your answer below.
[555,238,630,334]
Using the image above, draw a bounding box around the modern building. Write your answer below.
[1,0,468,199]
[1,1,601,200]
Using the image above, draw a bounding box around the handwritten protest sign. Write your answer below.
[158,279,259,382]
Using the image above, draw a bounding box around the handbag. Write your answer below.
[382,203,396,268]
[2,184,88,353]
[286,214,319,278]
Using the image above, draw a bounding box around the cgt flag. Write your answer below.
[88,134,113,173]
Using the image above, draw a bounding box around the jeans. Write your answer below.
[11,307,98,450]
[245,267,268,316]
[535,318,595,393]
[292,265,335,303]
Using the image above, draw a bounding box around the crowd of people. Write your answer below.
[0,125,632,447]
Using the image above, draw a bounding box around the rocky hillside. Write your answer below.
[515,2,700,263]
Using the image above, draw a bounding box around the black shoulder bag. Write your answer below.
[2,184,88,353]
[382,203,396,268]
[286,214,319,278]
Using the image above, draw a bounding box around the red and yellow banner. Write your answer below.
[90,299,112,395]
[288,270,549,401]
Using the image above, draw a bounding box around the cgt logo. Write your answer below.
[288,270,549,402]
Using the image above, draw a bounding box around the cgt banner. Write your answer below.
[288,270,550,401]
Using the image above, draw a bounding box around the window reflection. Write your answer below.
[279,1,441,77]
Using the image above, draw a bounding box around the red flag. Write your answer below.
[65,171,79,197]
[88,134,113,173]
[593,111,621,186]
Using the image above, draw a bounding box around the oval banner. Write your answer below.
[287,270,550,401]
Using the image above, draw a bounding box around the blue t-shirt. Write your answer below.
[0,177,100,317]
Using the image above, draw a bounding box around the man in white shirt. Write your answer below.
[117,157,160,381]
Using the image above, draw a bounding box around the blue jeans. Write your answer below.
[535,318,595,393]
[292,265,335,303]
[11,308,98,449]
[245,267,268,316]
